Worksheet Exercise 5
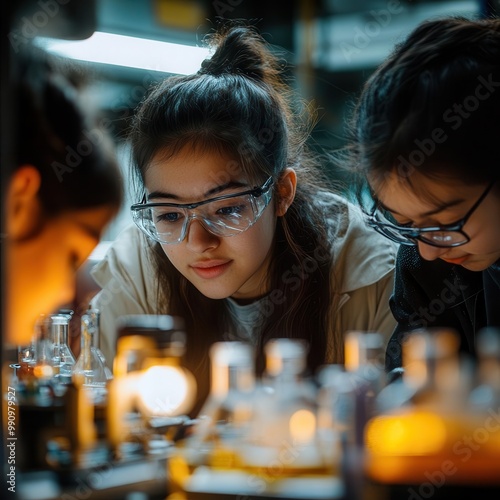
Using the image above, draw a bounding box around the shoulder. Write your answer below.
[315,191,399,293]
[91,224,155,289]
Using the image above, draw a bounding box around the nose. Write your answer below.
[184,216,219,252]
[416,240,449,261]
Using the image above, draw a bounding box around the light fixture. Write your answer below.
[35,31,211,75]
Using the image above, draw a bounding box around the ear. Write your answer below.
[6,165,43,239]
[276,168,297,217]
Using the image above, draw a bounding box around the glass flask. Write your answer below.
[34,315,55,379]
[72,308,111,402]
[50,313,76,387]
[250,339,316,445]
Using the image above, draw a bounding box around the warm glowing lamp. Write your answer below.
[136,365,195,418]
[107,315,196,452]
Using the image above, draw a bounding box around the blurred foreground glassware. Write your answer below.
[72,308,111,403]
[169,341,257,497]
[169,339,344,500]
[15,315,56,404]
[344,331,385,447]
[107,315,196,458]
[470,327,500,410]
[364,328,500,499]
[50,313,76,389]
[245,339,323,470]
[174,342,255,471]
[17,342,36,383]
[316,332,386,500]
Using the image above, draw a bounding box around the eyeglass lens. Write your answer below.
[371,212,468,247]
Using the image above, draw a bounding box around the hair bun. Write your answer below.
[199,25,281,84]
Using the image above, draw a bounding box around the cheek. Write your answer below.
[161,245,184,271]
[237,213,276,257]
[467,200,500,252]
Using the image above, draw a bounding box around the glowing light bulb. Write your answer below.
[136,365,195,417]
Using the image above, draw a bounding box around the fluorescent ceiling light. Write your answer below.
[35,31,211,75]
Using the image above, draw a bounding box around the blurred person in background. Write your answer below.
[4,43,122,346]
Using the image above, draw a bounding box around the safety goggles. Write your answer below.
[131,177,274,244]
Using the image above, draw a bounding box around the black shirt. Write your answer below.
[386,245,500,371]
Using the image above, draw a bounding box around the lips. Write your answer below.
[190,260,232,279]
[442,256,468,265]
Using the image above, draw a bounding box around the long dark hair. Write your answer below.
[129,24,335,405]
[350,17,500,196]
[13,44,122,217]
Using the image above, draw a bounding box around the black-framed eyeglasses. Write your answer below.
[365,180,496,248]
[131,177,274,244]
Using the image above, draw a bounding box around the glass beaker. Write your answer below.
[51,313,76,387]
[72,309,111,402]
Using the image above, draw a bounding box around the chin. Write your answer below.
[460,260,494,272]
[192,283,234,300]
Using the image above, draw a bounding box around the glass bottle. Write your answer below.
[244,339,325,476]
[340,331,385,500]
[344,331,385,447]
[17,340,36,385]
[31,314,56,404]
[192,341,256,467]
[50,313,76,388]
[34,315,54,373]
[168,341,256,496]
[470,327,500,410]
[72,308,111,403]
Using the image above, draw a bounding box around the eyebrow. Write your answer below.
[378,198,466,218]
[148,181,249,202]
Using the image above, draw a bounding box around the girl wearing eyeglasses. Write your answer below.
[350,17,500,373]
[91,24,397,410]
